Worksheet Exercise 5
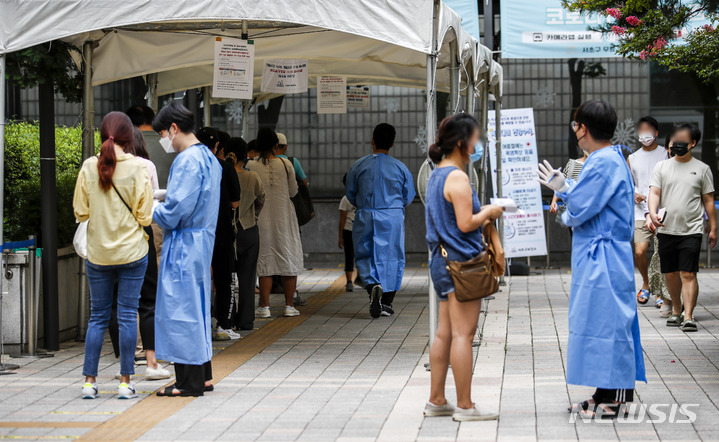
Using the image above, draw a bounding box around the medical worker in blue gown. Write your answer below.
[537,99,646,419]
[346,123,416,319]
[151,103,222,397]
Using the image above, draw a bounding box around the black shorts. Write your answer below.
[657,233,702,274]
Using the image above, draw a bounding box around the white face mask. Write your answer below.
[638,133,656,147]
[159,128,176,153]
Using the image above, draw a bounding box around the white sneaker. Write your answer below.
[118,382,138,399]
[424,401,455,417]
[660,299,673,318]
[219,326,242,340]
[452,405,499,421]
[81,382,98,399]
[255,307,271,318]
[145,365,172,380]
[213,327,230,341]
[114,371,122,380]
[284,306,300,317]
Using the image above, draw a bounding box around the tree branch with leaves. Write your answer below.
[561,0,719,81]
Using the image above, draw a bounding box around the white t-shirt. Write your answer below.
[339,196,356,231]
[650,156,714,235]
[629,145,667,220]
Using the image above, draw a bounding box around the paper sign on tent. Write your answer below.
[260,59,308,94]
[212,37,255,100]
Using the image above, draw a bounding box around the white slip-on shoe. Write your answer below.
[284,306,300,317]
[81,382,98,399]
[117,382,138,399]
[424,401,456,417]
[452,406,499,421]
[145,365,172,380]
[255,307,271,318]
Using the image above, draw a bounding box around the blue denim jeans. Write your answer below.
[83,255,148,377]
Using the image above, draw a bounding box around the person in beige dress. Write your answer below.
[247,128,304,318]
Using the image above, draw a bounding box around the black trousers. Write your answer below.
[366,284,396,306]
[593,388,634,403]
[109,225,158,356]
[175,361,212,394]
[234,225,259,330]
[343,229,355,272]
[212,231,235,330]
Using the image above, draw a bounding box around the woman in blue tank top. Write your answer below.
[423,113,504,422]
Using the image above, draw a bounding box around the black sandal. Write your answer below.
[597,403,628,419]
[577,403,627,420]
[205,384,214,392]
[156,385,203,397]
[568,400,593,413]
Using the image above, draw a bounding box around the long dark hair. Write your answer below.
[129,126,150,159]
[256,128,279,165]
[428,113,479,163]
[98,112,134,191]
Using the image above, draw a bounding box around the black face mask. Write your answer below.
[670,142,690,157]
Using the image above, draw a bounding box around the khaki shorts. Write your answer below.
[633,224,653,243]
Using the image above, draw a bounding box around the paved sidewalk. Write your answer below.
[1,267,718,440]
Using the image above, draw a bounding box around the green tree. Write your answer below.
[5,40,82,102]
[561,0,719,80]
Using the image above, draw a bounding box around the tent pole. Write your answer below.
[449,40,459,114]
[146,73,158,112]
[202,86,212,126]
[241,21,250,139]
[241,101,249,138]
[426,0,439,352]
[495,93,505,284]
[466,76,475,114]
[0,54,5,255]
[478,72,489,205]
[78,41,94,341]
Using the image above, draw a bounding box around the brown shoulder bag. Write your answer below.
[440,224,501,302]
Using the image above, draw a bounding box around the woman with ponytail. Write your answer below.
[424,113,504,421]
[73,111,153,400]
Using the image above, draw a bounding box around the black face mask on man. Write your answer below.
[670,142,690,157]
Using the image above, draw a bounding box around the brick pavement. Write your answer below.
[1,267,718,441]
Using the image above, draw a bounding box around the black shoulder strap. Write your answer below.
[112,183,135,218]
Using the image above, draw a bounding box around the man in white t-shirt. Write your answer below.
[628,117,667,307]
[648,123,717,332]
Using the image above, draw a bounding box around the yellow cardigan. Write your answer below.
[73,154,153,265]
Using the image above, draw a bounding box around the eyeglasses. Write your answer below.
[571,121,580,131]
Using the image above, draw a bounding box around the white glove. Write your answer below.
[537,160,569,193]
[153,189,167,201]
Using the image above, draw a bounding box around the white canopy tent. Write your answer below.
[0,0,504,344]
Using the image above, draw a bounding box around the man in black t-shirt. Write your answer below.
[197,127,241,340]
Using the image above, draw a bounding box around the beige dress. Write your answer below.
[247,157,304,276]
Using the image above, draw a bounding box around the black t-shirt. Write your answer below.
[216,158,241,241]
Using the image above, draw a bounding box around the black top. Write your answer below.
[216,158,241,241]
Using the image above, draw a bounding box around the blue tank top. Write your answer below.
[425,166,484,262]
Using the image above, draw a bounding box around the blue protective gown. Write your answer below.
[153,144,221,365]
[346,153,415,292]
[556,145,646,389]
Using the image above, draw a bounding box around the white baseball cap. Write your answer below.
[276,132,287,145]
